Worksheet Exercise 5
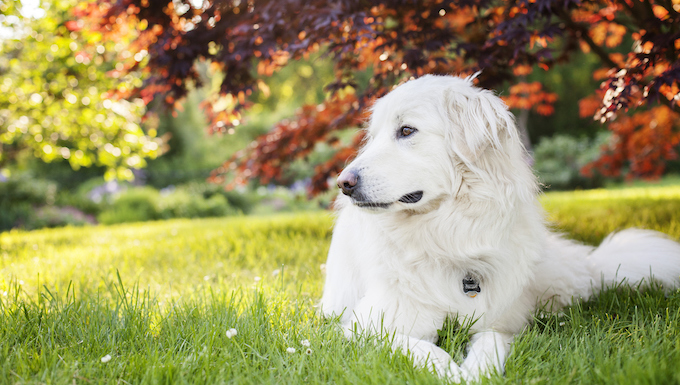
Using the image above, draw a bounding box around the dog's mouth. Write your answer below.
[352,191,423,209]
[398,191,423,204]
[355,201,392,209]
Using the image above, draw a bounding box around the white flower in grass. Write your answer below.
[254,276,261,282]
[226,328,238,338]
[305,348,312,355]
[100,354,112,363]
[286,347,296,354]
[559,322,566,326]
[301,339,310,347]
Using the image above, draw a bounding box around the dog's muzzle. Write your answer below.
[337,170,423,207]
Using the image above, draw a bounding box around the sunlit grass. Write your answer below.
[0,213,333,299]
[2,186,680,384]
[541,185,680,244]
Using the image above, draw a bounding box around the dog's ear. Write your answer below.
[445,85,518,163]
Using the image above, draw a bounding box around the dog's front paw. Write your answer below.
[457,366,480,383]
[428,358,467,383]
[459,361,495,383]
[446,363,466,383]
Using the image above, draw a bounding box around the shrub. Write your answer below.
[98,184,238,225]
[533,133,610,191]
[0,203,33,231]
[97,187,161,225]
[196,194,234,217]
[157,189,236,219]
[0,173,57,231]
[178,181,255,214]
[251,185,324,215]
[55,177,119,216]
[25,206,95,230]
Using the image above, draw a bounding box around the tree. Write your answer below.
[0,0,163,180]
[82,0,680,192]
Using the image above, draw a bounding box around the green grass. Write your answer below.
[604,173,680,189]
[542,185,680,244]
[2,186,680,384]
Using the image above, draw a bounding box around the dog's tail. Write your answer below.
[586,229,680,294]
[536,229,680,308]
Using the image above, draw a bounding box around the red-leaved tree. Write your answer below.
[79,0,680,192]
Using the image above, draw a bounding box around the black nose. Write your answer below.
[337,170,359,196]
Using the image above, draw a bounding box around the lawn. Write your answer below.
[2,186,680,384]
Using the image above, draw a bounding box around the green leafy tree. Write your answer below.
[0,0,162,180]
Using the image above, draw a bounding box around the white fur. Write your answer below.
[320,75,680,382]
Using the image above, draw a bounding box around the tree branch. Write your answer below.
[650,91,680,114]
[555,8,618,69]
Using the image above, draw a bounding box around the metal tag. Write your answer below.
[463,274,481,298]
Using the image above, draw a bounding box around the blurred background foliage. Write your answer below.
[0,0,162,181]
[0,0,678,232]
[0,0,342,231]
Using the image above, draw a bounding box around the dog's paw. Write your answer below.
[457,366,479,384]
[458,362,496,383]
[429,359,467,383]
[447,364,466,383]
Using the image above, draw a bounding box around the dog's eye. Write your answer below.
[398,125,417,138]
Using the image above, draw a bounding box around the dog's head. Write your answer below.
[337,74,533,213]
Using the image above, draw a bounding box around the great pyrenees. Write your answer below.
[320,74,680,382]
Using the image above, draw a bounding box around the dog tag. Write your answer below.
[463,274,481,298]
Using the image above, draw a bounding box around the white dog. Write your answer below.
[320,74,680,382]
